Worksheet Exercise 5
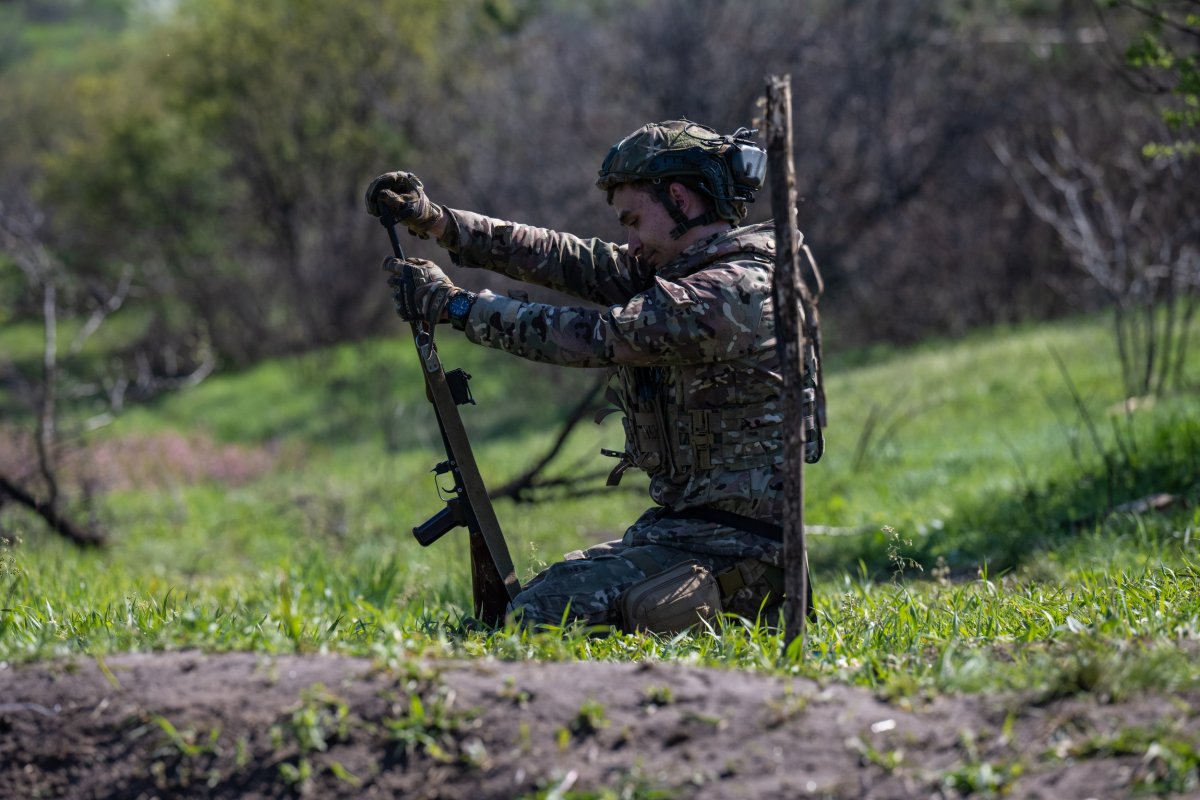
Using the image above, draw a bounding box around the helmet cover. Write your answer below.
[596,120,765,224]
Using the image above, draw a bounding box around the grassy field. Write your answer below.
[2,312,1199,703]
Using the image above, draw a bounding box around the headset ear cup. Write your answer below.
[704,156,743,224]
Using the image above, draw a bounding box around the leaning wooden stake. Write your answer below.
[765,74,809,653]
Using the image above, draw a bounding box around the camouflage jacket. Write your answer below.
[437,208,786,530]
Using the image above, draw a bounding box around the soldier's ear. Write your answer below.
[668,181,694,214]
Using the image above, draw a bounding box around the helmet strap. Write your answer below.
[653,180,719,240]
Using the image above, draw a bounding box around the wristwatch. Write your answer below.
[447,291,477,330]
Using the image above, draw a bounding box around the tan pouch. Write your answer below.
[617,561,722,635]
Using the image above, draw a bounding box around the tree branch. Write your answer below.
[0,474,106,548]
[489,376,607,503]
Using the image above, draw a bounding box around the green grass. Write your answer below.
[3,312,1200,701]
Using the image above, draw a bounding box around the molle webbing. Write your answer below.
[690,409,714,469]
[603,400,781,485]
[677,406,781,471]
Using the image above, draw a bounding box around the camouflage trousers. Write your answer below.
[506,507,784,629]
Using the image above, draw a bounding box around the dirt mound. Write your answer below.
[0,652,1191,798]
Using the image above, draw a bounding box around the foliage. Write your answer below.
[271,684,357,787]
[32,0,462,363]
[0,0,128,72]
[3,0,1195,364]
[1102,0,1200,158]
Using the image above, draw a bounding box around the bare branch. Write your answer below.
[70,266,134,355]
[489,376,606,504]
[0,474,106,548]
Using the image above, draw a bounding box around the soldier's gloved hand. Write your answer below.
[364,171,443,237]
[383,257,459,326]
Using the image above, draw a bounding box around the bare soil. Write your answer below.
[1,652,1195,799]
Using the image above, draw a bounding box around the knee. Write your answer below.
[506,569,623,628]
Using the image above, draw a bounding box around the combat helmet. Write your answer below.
[596,120,767,239]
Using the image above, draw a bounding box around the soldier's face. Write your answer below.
[612,184,683,270]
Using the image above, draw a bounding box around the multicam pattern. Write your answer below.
[508,536,743,627]
[434,208,796,626]
[508,508,786,627]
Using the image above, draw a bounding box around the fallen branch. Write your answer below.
[0,473,106,548]
[489,376,607,503]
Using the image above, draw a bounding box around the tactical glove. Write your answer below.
[384,257,473,328]
[364,171,443,236]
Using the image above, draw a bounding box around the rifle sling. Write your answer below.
[417,324,521,602]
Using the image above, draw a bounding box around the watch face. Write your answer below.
[449,294,472,318]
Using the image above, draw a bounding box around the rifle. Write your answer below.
[378,211,522,625]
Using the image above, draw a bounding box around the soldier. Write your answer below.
[365,120,820,632]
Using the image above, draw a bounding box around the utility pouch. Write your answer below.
[718,560,786,621]
[618,561,722,634]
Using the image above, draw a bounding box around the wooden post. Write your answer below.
[765,74,809,653]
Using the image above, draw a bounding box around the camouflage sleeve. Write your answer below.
[460,260,772,367]
[437,208,652,306]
